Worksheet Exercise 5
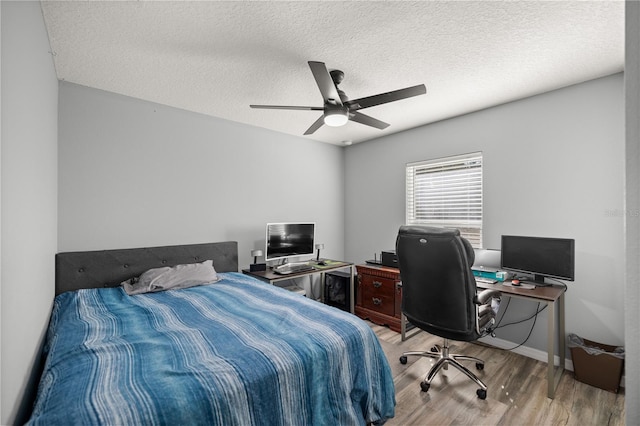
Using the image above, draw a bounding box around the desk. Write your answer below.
[398,275,566,399]
[242,260,355,314]
[476,281,566,399]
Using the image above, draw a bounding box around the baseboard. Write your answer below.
[477,336,625,388]
[477,335,574,369]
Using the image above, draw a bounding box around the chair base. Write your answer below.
[399,338,488,399]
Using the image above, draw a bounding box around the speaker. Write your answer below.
[249,263,266,272]
[381,250,398,267]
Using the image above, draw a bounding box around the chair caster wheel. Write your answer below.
[476,389,487,400]
[476,362,484,370]
[399,356,407,365]
[420,382,430,392]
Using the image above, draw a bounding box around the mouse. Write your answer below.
[511,279,521,286]
[317,261,326,266]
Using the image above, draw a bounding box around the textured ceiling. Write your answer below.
[40,1,624,145]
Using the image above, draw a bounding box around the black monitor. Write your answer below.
[500,235,575,286]
[265,222,315,262]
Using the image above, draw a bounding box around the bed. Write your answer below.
[27,241,395,425]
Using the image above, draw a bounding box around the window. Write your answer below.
[406,152,483,248]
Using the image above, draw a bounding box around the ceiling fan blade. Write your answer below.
[308,61,343,106]
[250,105,323,111]
[345,84,426,110]
[303,115,325,135]
[349,111,390,130]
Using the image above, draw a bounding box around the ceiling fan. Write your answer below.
[250,61,427,135]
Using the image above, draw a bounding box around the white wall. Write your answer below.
[1,5,4,420]
[58,82,345,291]
[1,4,634,420]
[1,4,4,421]
[624,1,640,421]
[345,74,625,354]
[1,2,58,424]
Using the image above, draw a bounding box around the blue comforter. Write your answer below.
[27,272,395,425]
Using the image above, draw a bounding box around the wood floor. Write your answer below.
[370,322,625,426]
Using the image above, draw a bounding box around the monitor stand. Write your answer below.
[525,274,551,287]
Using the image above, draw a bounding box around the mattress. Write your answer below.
[27,272,395,425]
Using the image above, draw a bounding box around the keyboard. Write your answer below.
[475,277,498,284]
[273,263,314,275]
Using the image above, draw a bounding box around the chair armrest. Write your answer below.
[475,288,501,305]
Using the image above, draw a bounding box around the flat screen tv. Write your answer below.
[500,235,575,286]
[265,222,315,262]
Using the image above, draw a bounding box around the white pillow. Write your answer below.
[122,260,220,295]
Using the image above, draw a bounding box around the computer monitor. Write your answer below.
[473,248,501,270]
[265,222,315,262]
[500,235,575,286]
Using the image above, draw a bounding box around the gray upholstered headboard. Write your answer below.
[55,241,238,296]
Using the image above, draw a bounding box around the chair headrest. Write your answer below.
[397,225,474,265]
[398,225,460,238]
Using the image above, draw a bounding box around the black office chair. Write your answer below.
[396,225,501,399]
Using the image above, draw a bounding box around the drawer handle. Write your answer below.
[372,297,382,305]
[373,281,382,288]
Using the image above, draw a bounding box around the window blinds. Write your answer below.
[406,152,483,248]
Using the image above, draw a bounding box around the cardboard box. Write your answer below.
[570,336,624,393]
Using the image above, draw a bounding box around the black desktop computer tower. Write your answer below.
[324,271,351,312]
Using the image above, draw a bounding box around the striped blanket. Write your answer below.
[28,272,395,425]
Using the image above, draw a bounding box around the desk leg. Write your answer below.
[547,300,555,398]
[400,314,421,341]
[557,293,566,391]
[349,265,355,314]
[320,272,325,303]
[559,293,566,370]
[547,296,566,399]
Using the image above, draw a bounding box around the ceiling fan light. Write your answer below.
[324,110,349,127]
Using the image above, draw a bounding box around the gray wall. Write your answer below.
[1,2,58,424]
[58,82,345,283]
[345,74,625,355]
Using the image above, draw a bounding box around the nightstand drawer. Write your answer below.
[360,275,396,316]
[360,291,395,316]
[360,274,395,297]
